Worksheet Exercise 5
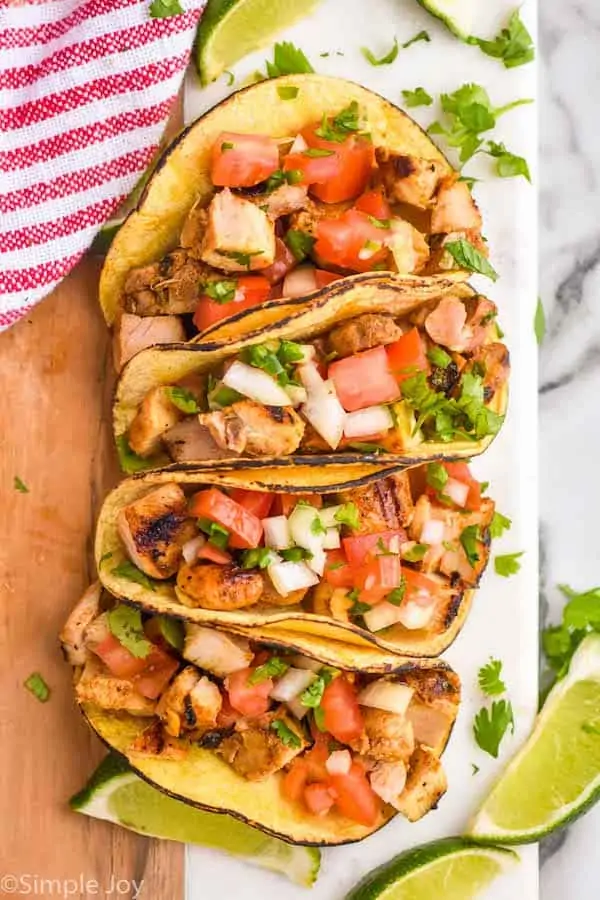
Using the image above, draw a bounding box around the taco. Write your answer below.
[61,583,460,844]
[114,283,508,476]
[100,74,487,363]
[96,463,494,659]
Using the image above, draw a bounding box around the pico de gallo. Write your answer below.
[62,584,459,827]
[115,98,487,368]
[110,465,495,638]
[123,291,509,465]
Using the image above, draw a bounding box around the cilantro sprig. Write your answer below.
[468,9,535,70]
[478,659,507,696]
[494,552,524,578]
[543,585,600,682]
[473,700,514,758]
[445,239,498,281]
[265,42,314,77]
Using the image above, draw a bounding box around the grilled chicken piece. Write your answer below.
[183,625,253,676]
[177,563,264,610]
[123,250,211,316]
[129,720,187,759]
[156,666,222,738]
[310,583,353,622]
[430,178,482,235]
[128,386,183,457]
[199,400,305,457]
[217,710,307,781]
[405,702,454,755]
[75,657,156,715]
[388,220,430,274]
[117,483,195,580]
[180,203,209,257]
[60,582,102,666]
[466,342,510,402]
[338,473,414,534]
[288,197,353,238]
[163,419,233,463]
[352,709,415,763]
[409,495,494,586]
[425,295,498,354]
[200,188,275,272]
[375,149,445,208]
[247,183,309,220]
[401,667,460,754]
[394,746,447,821]
[369,760,409,807]
[113,312,186,371]
[328,314,403,358]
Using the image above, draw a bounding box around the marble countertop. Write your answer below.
[539,1,600,896]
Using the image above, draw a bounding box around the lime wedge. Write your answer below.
[470,633,600,843]
[195,0,322,85]
[345,837,517,900]
[70,754,320,886]
[415,0,476,40]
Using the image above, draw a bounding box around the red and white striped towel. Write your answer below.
[0,0,205,331]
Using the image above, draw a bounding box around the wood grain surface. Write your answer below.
[0,261,184,897]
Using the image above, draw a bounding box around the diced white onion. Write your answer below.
[306,546,326,576]
[421,519,445,545]
[223,360,293,407]
[325,750,352,776]
[285,384,308,407]
[322,527,341,550]
[182,534,206,564]
[343,405,394,440]
[288,505,325,554]
[363,601,406,633]
[283,266,318,298]
[396,599,436,630]
[270,668,317,702]
[301,383,346,450]
[287,695,310,720]
[318,505,342,528]
[358,681,414,715]
[267,560,319,596]
[298,362,325,392]
[444,477,469,507]
[295,345,317,363]
[262,515,292,550]
[291,654,323,672]
[290,133,308,154]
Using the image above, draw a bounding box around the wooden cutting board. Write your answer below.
[0,257,183,897]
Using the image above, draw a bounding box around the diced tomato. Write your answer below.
[272,493,323,517]
[328,346,400,412]
[314,209,391,273]
[229,488,274,520]
[282,759,309,803]
[134,646,179,699]
[304,737,330,780]
[464,481,482,511]
[189,488,263,550]
[310,136,374,203]
[321,676,364,744]
[403,567,439,601]
[386,327,429,384]
[262,238,297,285]
[324,548,355,588]
[342,530,406,568]
[304,782,336,816]
[226,667,272,717]
[216,694,241,728]
[328,763,382,826]
[315,269,344,288]
[283,148,342,187]
[354,554,402,604]
[193,275,271,333]
[211,132,279,188]
[354,189,392,220]
[93,633,149,679]
[197,543,232,564]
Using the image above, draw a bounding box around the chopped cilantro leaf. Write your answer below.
[403,543,429,562]
[486,140,531,182]
[166,386,200,414]
[111,560,157,592]
[197,518,229,550]
[107,605,152,658]
[203,279,238,305]
[361,37,399,66]
[460,525,481,566]
[249,657,289,684]
[427,346,452,368]
[116,434,158,474]
[240,547,279,569]
[217,249,264,269]
[334,502,360,530]
[402,87,433,108]
[14,476,29,493]
[278,85,299,100]
[265,42,314,77]
[402,30,430,49]
[490,511,512,539]
[494,552,524,577]
[426,462,449,492]
[535,297,546,345]
[24,672,50,702]
[444,239,498,281]
[285,230,316,261]
[473,700,514,758]
[478,658,506,696]
[469,9,535,70]
[271,718,302,748]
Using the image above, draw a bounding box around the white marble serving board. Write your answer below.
[184,0,538,896]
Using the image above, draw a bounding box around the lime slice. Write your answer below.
[345,837,517,900]
[195,0,322,85]
[415,0,476,40]
[70,754,320,886]
[470,633,600,843]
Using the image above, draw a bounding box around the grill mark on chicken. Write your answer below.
[136,511,188,562]
[183,694,197,728]
[443,592,463,628]
[199,727,235,749]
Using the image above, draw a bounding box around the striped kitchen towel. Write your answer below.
[0,0,204,331]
